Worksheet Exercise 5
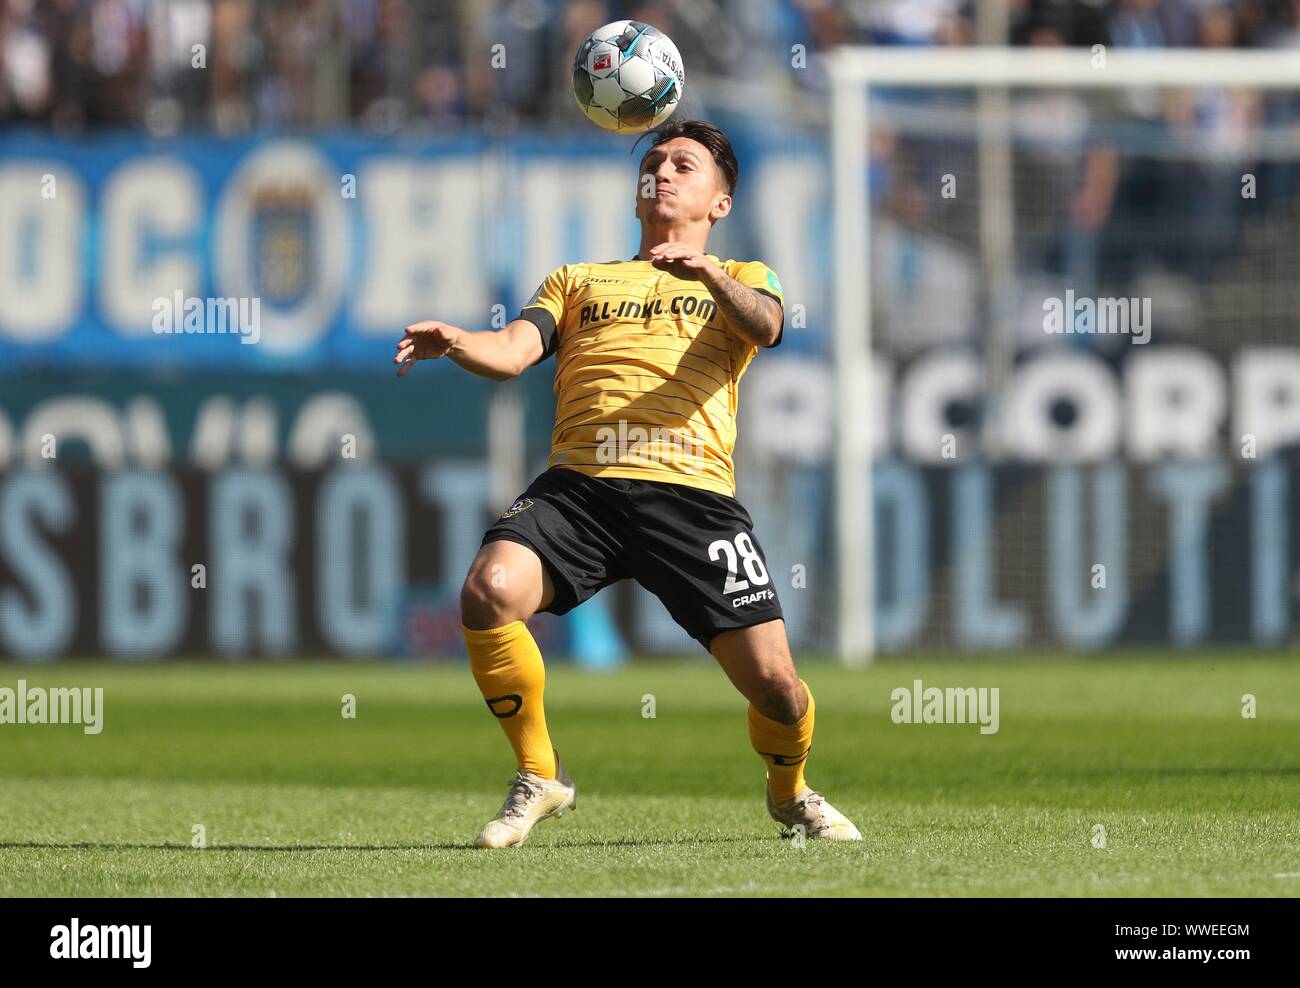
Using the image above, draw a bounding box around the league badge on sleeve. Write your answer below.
[500,498,535,519]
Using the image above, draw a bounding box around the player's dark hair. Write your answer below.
[639,119,739,197]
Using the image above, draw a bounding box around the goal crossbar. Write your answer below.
[827,45,1300,88]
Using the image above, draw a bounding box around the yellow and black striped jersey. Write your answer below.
[517,256,784,496]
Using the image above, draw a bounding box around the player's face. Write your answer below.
[636,138,731,226]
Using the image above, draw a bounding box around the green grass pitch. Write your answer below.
[1,655,1297,897]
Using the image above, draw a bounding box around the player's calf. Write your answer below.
[460,540,562,781]
[745,666,807,724]
[711,621,807,723]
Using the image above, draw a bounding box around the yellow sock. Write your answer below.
[748,679,815,803]
[462,621,557,779]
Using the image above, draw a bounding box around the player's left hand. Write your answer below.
[646,243,719,282]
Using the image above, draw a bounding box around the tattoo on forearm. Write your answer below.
[710,276,778,345]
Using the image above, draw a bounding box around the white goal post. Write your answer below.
[828,46,1300,665]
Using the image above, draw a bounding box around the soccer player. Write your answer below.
[394,119,861,848]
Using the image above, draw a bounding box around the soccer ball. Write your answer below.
[572,20,684,134]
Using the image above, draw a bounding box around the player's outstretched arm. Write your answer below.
[393,319,543,381]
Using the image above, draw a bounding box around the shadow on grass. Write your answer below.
[0,841,472,852]
[0,834,762,853]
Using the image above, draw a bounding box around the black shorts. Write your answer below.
[481,467,783,650]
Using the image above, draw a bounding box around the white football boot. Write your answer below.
[766,783,863,842]
[475,751,576,848]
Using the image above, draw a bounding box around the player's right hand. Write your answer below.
[394,321,461,377]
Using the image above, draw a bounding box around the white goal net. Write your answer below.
[828,47,1300,662]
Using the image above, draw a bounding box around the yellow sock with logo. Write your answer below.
[748,679,814,803]
[462,621,557,779]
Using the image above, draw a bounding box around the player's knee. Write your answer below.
[460,567,524,630]
[751,668,805,723]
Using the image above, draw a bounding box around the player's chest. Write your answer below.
[568,278,719,336]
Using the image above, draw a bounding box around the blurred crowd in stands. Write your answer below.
[3,0,1300,132]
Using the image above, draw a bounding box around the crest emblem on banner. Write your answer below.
[250,185,315,307]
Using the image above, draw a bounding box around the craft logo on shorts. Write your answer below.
[500,498,534,519]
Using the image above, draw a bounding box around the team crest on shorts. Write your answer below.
[500,497,534,519]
